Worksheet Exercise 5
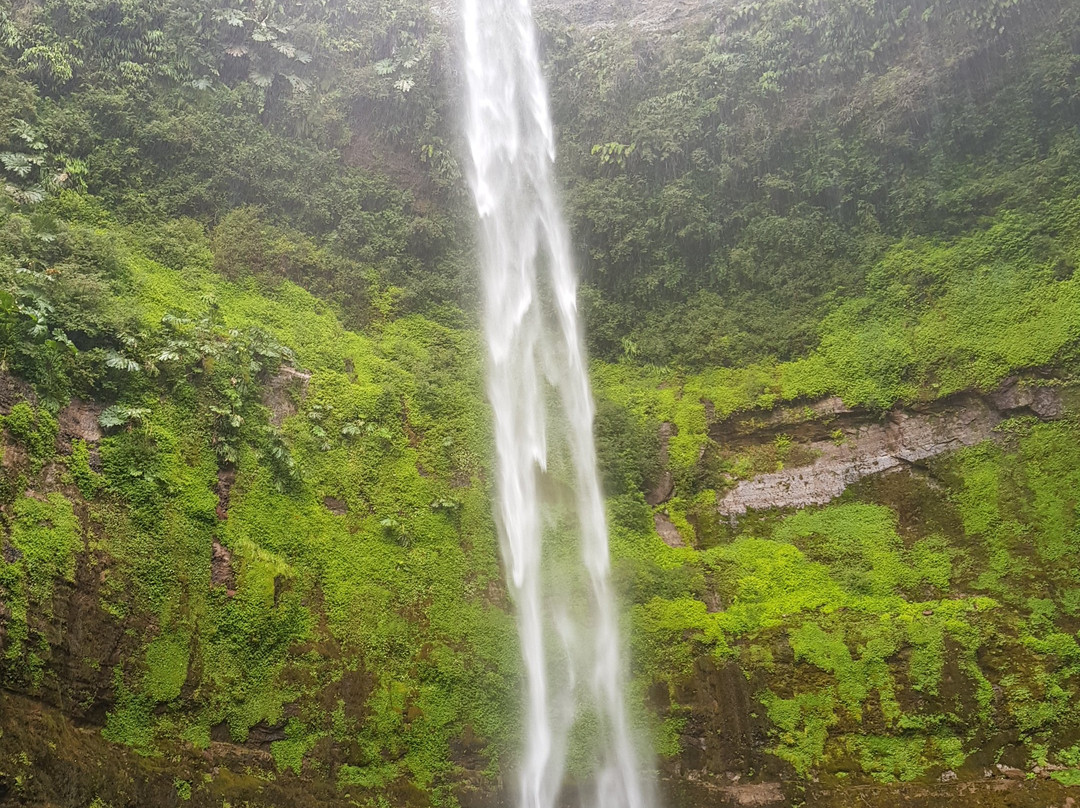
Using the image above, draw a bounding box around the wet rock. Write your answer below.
[0,371,35,413]
[450,724,498,808]
[806,778,1075,807]
[668,657,775,782]
[323,496,347,516]
[654,511,684,547]
[246,721,288,748]
[716,380,1066,516]
[216,466,236,520]
[646,422,678,506]
[2,541,22,563]
[722,782,785,806]
[56,399,104,450]
[0,437,28,474]
[211,540,236,593]
[990,376,1063,419]
[262,366,311,427]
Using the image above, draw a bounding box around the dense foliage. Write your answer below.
[0,0,470,324]
[4,0,1078,371]
[542,0,1080,366]
[0,0,1077,805]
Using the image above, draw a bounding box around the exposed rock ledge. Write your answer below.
[715,378,1064,516]
[430,0,720,32]
[533,0,720,30]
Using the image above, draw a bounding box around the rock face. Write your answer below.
[646,422,678,506]
[56,399,104,448]
[0,372,34,413]
[654,511,685,547]
[533,0,721,30]
[261,366,311,427]
[430,0,720,31]
[715,379,1063,516]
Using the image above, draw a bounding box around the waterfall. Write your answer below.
[461,2,653,808]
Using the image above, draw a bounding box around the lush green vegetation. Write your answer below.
[614,416,1080,781]
[0,210,516,801]
[542,0,1080,367]
[0,0,1078,805]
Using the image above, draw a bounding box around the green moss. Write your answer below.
[633,597,729,683]
[760,689,838,775]
[8,493,81,605]
[271,720,318,775]
[143,633,190,703]
[775,505,935,597]
[624,476,1028,776]
[1,492,83,681]
[949,420,1080,611]
[338,762,400,790]
[102,677,156,753]
[654,715,687,759]
[67,439,104,499]
[788,622,898,721]
[173,778,192,801]
[2,404,58,471]
[848,734,966,783]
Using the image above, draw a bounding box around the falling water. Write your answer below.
[462,2,653,808]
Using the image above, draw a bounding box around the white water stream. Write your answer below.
[462,2,653,807]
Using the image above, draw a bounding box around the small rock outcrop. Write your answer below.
[211,540,237,595]
[0,372,34,413]
[646,422,678,506]
[57,399,104,450]
[653,512,685,547]
[261,366,311,427]
[715,378,1065,516]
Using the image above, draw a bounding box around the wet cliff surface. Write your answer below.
[629,379,1080,808]
[432,0,718,30]
[1,0,1078,800]
[2,369,1078,807]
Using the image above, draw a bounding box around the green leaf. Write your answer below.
[285,74,309,92]
[271,41,296,59]
[105,351,141,373]
[99,406,151,429]
[1,153,35,178]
